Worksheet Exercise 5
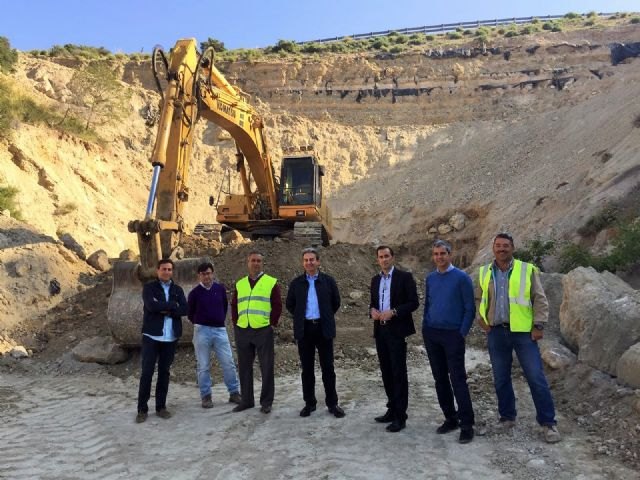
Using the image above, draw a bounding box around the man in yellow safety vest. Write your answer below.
[231,250,282,414]
[476,233,561,443]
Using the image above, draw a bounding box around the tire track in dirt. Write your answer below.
[0,357,638,480]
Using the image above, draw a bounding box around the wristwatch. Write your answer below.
[533,324,544,331]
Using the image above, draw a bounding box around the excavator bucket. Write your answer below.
[107,257,212,347]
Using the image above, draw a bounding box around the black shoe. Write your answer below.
[374,410,394,423]
[260,405,271,414]
[386,420,406,432]
[328,405,345,418]
[232,403,254,412]
[300,404,316,417]
[436,418,459,434]
[135,412,147,424]
[155,408,172,419]
[459,427,475,444]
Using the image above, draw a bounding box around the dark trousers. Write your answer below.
[137,335,177,413]
[376,327,409,422]
[235,325,275,408]
[297,322,338,408]
[422,326,475,428]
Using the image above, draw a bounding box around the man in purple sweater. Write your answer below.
[188,262,241,408]
[422,240,476,444]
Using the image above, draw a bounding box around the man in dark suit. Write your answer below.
[370,245,419,432]
[286,247,345,418]
[136,258,188,423]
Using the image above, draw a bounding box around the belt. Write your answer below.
[306,319,321,324]
[496,323,510,328]
[380,320,389,326]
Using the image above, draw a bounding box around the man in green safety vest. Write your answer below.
[231,250,282,414]
[476,233,561,443]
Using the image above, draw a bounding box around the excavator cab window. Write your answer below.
[279,156,316,206]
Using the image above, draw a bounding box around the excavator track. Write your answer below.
[293,222,328,246]
[107,257,211,347]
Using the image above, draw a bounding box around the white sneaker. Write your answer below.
[544,425,561,443]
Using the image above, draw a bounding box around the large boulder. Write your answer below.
[72,336,128,364]
[540,273,563,337]
[560,267,640,375]
[87,249,111,271]
[616,343,640,388]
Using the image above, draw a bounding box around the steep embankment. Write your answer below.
[1,24,639,330]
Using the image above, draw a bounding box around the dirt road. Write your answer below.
[1,352,636,480]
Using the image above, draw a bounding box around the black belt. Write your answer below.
[306,319,320,324]
[496,323,510,328]
[380,320,389,326]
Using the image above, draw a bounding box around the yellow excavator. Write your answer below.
[107,38,332,346]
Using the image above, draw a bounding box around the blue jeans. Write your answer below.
[487,327,556,425]
[193,324,240,398]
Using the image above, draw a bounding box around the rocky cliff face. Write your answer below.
[3,24,640,262]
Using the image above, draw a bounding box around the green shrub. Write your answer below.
[559,219,640,273]
[0,36,18,72]
[587,11,598,18]
[558,243,594,273]
[370,39,388,50]
[447,32,462,40]
[0,76,100,142]
[552,25,563,32]
[564,12,581,19]
[531,17,540,24]
[514,236,556,270]
[393,34,408,44]
[0,185,23,220]
[425,35,435,41]
[53,202,78,216]
[200,37,226,52]
[542,22,553,30]
[631,17,640,24]
[520,25,539,35]
[578,205,619,236]
[389,45,406,54]
[504,30,519,38]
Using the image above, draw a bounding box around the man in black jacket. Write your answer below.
[286,247,345,418]
[136,258,188,423]
[370,245,419,432]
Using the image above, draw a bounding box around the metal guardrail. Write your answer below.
[297,12,617,44]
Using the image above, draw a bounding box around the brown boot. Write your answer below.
[201,394,213,409]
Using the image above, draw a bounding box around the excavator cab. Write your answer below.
[279,156,321,206]
[278,152,332,245]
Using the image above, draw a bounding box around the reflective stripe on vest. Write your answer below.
[478,260,535,332]
[236,274,277,328]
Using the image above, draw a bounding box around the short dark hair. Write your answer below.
[247,250,264,258]
[493,233,514,246]
[376,245,394,257]
[157,258,174,268]
[197,262,214,273]
[302,247,319,260]
[432,239,452,253]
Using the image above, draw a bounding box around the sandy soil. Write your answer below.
[1,355,638,480]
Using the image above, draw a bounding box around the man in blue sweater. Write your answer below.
[188,262,241,408]
[422,240,476,444]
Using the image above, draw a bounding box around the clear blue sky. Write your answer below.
[1,0,638,53]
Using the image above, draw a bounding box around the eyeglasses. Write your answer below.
[198,271,214,276]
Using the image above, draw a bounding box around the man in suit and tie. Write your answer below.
[369,245,419,432]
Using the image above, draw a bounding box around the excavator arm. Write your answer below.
[128,38,278,279]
